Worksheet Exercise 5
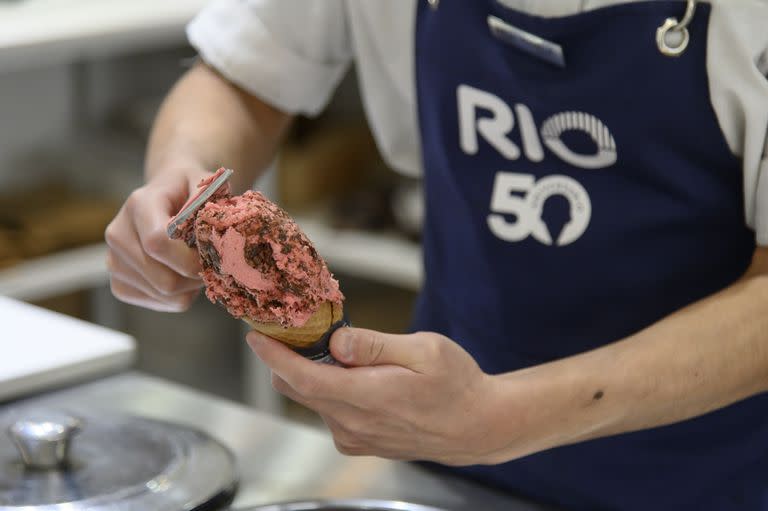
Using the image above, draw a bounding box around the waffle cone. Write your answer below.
[243,301,344,348]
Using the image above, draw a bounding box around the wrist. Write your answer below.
[478,355,623,464]
[474,371,550,464]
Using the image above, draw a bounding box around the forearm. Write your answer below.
[487,249,768,463]
[145,61,293,193]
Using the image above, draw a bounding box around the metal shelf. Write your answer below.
[0,0,209,72]
[0,221,422,302]
[0,243,108,301]
[296,216,423,292]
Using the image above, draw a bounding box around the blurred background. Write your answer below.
[0,1,423,425]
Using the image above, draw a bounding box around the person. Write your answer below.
[104,1,768,509]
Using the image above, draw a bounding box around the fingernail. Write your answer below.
[246,331,268,351]
[333,330,352,362]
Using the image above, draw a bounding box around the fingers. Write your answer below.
[107,226,201,293]
[270,372,316,409]
[283,387,417,461]
[106,250,199,311]
[112,236,201,294]
[109,277,198,313]
[270,372,358,413]
[247,332,353,400]
[322,416,367,456]
[105,173,207,312]
[330,328,440,371]
[321,413,413,461]
[106,209,200,291]
[126,186,203,279]
[132,191,203,279]
[248,330,422,405]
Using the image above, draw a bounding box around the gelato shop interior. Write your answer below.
[0,3,501,511]
[4,2,765,511]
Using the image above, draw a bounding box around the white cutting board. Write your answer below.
[0,295,135,402]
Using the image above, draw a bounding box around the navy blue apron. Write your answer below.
[413,1,768,510]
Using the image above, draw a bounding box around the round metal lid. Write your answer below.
[239,500,449,511]
[0,409,237,510]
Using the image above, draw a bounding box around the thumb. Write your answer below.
[330,328,425,369]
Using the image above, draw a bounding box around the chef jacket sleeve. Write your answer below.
[186,0,352,117]
[754,50,768,247]
[757,125,768,247]
[707,4,768,246]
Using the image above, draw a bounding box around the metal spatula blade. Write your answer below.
[166,168,233,239]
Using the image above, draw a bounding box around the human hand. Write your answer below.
[105,168,210,312]
[247,328,505,466]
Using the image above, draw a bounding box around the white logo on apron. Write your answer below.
[458,84,615,246]
[487,172,591,246]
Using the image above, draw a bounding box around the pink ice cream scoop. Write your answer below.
[168,168,346,362]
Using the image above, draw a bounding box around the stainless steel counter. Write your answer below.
[5,372,554,511]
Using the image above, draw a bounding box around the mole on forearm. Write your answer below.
[593,390,604,401]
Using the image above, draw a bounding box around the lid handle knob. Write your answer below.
[7,412,82,469]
